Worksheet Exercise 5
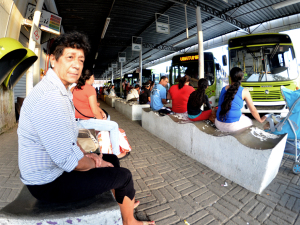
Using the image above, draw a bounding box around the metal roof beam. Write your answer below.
[167,0,248,30]
[99,40,179,52]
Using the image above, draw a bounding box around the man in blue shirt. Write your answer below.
[150,76,169,111]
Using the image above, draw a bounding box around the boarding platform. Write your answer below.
[0,186,121,225]
[142,108,287,194]
[115,99,150,121]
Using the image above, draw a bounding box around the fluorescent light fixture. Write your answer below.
[101,17,111,39]
[93,64,95,68]
[95,52,98,59]
[272,0,300,10]
[172,33,197,47]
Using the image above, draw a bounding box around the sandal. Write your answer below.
[118,152,130,160]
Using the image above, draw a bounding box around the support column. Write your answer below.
[26,0,44,96]
[120,62,123,97]
[139,50,142,86]
[196,6,204,79]
[111,70,114,84]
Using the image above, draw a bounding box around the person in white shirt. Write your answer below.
[126,84,140,101]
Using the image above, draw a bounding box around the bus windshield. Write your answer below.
[171,61,215,87]
[229,45,298,82]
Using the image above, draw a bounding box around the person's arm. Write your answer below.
[88,95,106,120]
[204,95,211,110]
[167,91,171,100]
[75,156,96,171]
[162,99,168,104]
[243,89,266,123]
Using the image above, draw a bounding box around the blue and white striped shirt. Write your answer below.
[18,69,84,185]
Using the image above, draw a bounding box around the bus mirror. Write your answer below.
[222,55,227,66]
[215,63,220,71]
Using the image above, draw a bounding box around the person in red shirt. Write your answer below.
[167,75,195,113]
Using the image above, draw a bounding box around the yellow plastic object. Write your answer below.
[0,38,27,86]
[4,48,37,88]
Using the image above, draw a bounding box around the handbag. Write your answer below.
[77,129,100,153]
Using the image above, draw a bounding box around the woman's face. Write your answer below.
[50,47,85,88]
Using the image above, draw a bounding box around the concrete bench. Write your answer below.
[115,99,150,121]
[105,96,122,108]
[142,108,287,194]
[0,186,122,225]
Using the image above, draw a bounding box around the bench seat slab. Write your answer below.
[0,186,122,225]
[142,109,287,194]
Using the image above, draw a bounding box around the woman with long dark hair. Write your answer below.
[72,69,128,159]
[167,75,195,113]
[215,67,266,132]
[187,78,212,121]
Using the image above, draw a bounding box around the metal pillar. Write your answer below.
[26,0,44,96]
[111,70,114,84]
[139,50,142,86]
[120,62,123,97]
[196,6,204,79]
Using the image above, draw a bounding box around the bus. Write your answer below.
[227,33,299,115]
[170,52,226,106]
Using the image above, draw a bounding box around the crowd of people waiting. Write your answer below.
[148,67,266,133]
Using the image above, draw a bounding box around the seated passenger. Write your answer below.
[72,69,128,159]
[150,76,169,111]
[103,86,109,95]
[167,75,195,113]
[215,67,266,132]
[187,78,212,121]
[18,31,154,225]
[126,84,140,101]
[139,81,151,104]
[109,84,116,97]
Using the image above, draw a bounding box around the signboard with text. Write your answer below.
[25,3,62,34]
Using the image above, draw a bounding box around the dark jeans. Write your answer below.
[27,154,135,204]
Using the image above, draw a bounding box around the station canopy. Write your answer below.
[53,0,300,78]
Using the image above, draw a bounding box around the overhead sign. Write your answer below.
[112,63,117,68]
[119,57,126,63]
[108,67,113,71]
[25,3,62,34]
[155,13,170,35]
[156,22,170,34]
[32,24,41,44]
[132,43,142,52]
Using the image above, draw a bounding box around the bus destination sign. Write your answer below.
[180,55,199,62]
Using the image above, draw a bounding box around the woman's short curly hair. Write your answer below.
[50,31,91,60]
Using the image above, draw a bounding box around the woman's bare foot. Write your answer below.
[134,200,140,209]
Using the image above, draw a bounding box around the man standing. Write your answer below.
[150,76,169,111]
